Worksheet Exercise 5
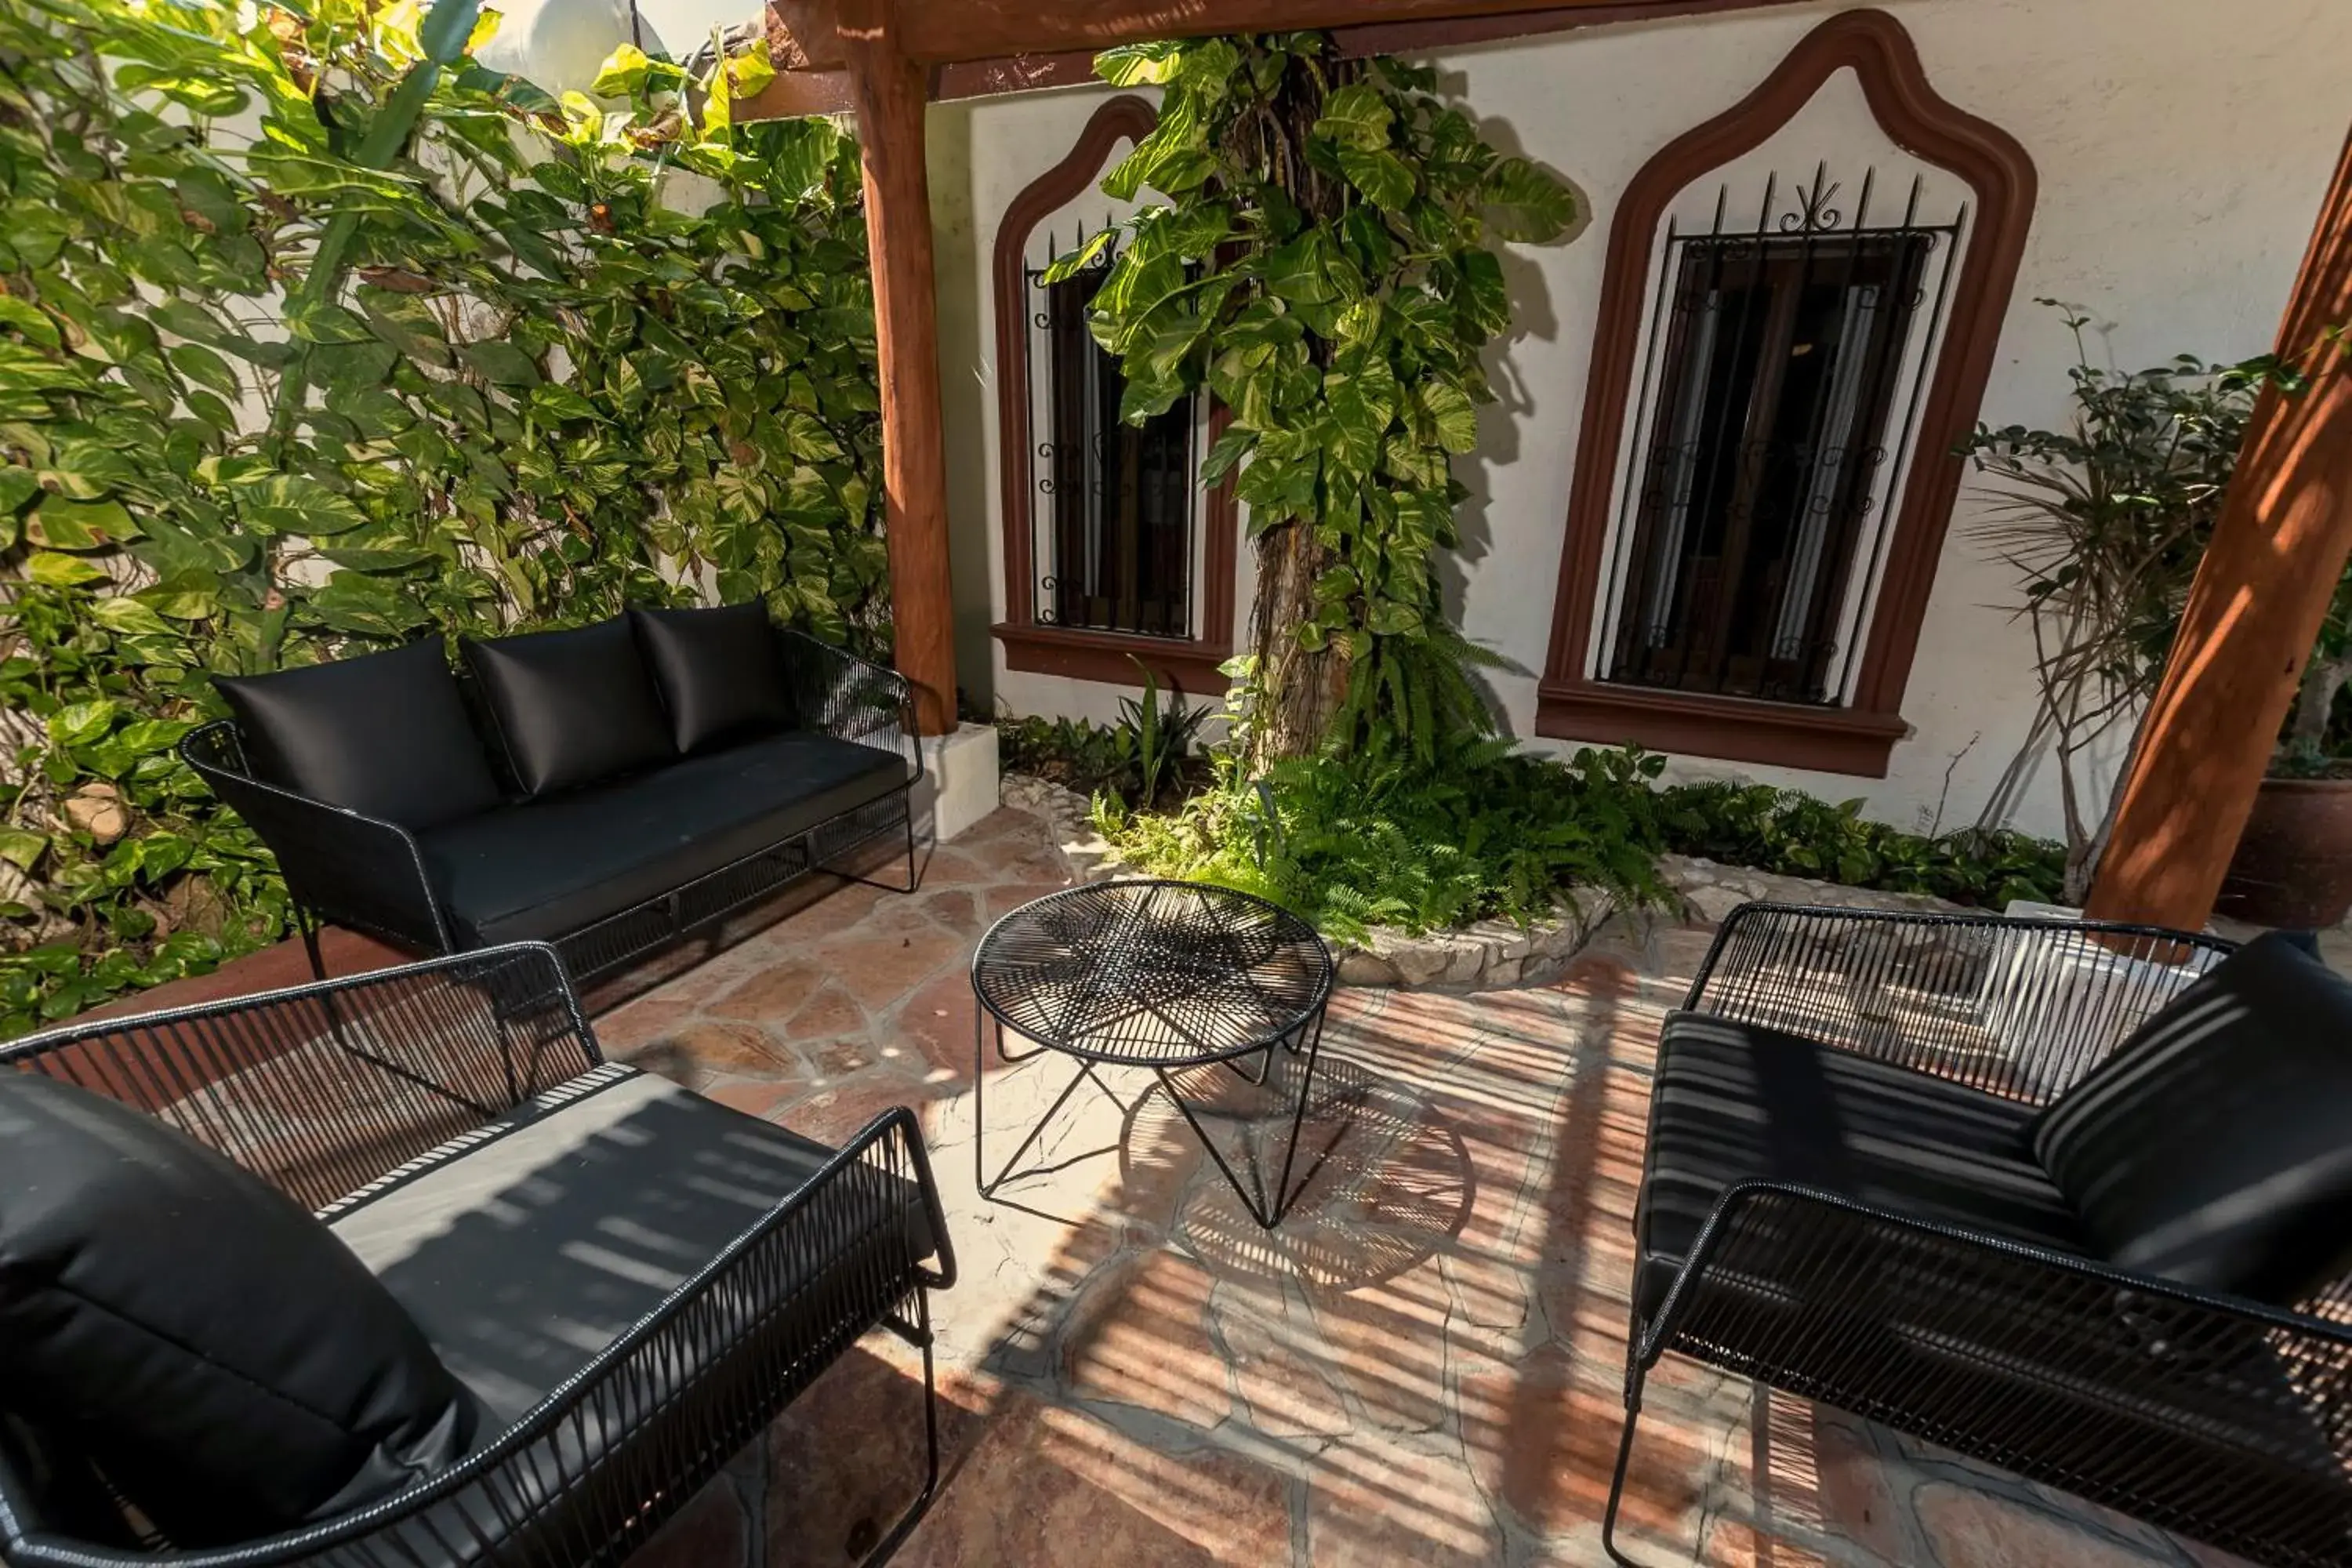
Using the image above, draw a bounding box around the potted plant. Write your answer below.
[2216,563,2352,927]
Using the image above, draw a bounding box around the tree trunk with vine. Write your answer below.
[1235,56,1360,767]
[1065,34,1577,776]
[1247,521,1346,763]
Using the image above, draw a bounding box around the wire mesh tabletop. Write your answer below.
[971,880,1339,1228]
[971,880,1333,1068]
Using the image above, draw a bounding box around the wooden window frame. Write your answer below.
[991,94,1240,696]
[1534,9,2038,777]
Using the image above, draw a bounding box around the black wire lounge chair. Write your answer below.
[1609,902,2352,1568]
[0,943,956,1568]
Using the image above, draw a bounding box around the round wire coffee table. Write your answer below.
[971,880,1336,1229]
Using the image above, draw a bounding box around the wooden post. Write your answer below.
[842,0,956,735]
[2086,126,2352,929]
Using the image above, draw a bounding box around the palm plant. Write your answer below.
[1960,304,2269,902]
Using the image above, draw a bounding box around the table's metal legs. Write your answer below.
[1156,1006,1338,1229]
[972,991,1342,1228]
[973,1006,1127,1200]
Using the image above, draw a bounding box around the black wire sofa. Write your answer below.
[0,943,956,1567]
[183,607,922,988]
[1609,903,2352,1568]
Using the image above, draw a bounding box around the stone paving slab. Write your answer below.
[604,803,2260,1568]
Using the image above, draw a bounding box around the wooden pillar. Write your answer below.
[2086,126,2352,929]
[842,0,956,735]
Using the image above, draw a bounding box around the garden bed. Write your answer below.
[1006,775,1964,992]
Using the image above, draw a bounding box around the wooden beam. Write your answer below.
[843,0,958,735]
[889,0,1809,63]
[758,0,1829,85]
[2086,125,2352,930]
[735,67,855,118]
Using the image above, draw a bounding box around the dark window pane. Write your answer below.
[1036,259,1196,639]
[1607,231,1931,704]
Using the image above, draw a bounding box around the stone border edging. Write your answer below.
[1000,773,1963,992]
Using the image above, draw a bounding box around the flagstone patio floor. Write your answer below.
[590,802,2259,1568]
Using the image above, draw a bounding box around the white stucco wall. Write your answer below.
[953,0,2350,836]
[474,0,751,91]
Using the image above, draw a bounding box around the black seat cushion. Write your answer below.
[0,1073,476,1547]
[462,617,675,797]
[1635,1011,2085,1319]
[214,640,500,829]
[327,1065,933,1425]
[2031,932,2352,1304]
[416,732,907,946]
[630,603,795,754]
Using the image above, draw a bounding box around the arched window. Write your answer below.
[990,95,1240,695]
[1536,11,2037,775]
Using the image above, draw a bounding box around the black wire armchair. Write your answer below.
[181,630,923,987]
[0,943,956,1568]
[1608,903,2352,1568]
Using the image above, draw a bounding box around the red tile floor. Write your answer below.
[589,804,2256,1568]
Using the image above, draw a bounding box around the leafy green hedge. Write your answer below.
[0,0,880,1033]
[1094,742,2065,942]
[1656,782,2065,911]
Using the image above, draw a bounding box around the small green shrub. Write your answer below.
[999,716,1131,797]
[1656,782,2065,909]
[996,669,1209,811]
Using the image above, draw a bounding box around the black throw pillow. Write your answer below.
[214,640,500,829]
[2031,932,2352,1303]
[0,1073,477,1547]
[629,602,795,753]
[462,616,675,797]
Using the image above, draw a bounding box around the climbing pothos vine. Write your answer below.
[0,0,880,1032]
[1053,33,1578,768]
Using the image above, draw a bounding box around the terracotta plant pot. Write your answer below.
[2215,775,2352,929]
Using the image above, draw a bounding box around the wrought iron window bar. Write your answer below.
[1598,165,1965,707]
[1025,219,1200,643]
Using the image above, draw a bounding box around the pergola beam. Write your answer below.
[868,0,1796,64]
[752,0,1824,106]
[2087,125,2352,930]
[840,0,958,735]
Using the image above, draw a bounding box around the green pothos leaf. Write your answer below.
[1042,228,1114,285]
[1094,40,1185,86]
[1481,156,1579,243]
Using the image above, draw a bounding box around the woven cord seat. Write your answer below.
[1609,904,2352,1568]
[0,945,956,1568]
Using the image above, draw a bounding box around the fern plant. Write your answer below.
[1104,742,1671,942]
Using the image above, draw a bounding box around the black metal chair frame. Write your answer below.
[180,630,924,988]
[1602,902,2352,1568]
[0,943,958,1568]
[969,880,1338,1230]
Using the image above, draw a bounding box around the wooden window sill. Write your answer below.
[1534,678,1908,777]
[993,622,1234,697]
